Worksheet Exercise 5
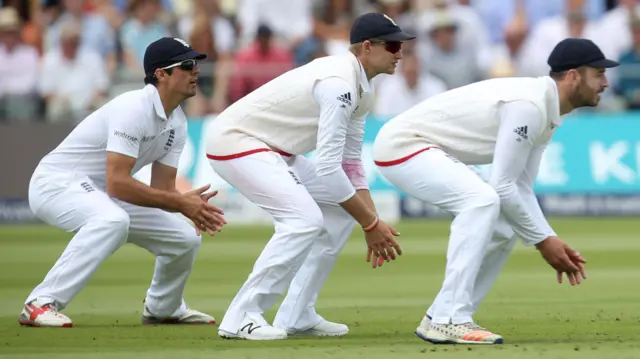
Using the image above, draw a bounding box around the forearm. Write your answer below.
[356,189,377,214]
[494,184,550,245]
[107,176,183,212]
[340,191,378,228]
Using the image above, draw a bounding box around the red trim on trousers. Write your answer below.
[374,146,439,167]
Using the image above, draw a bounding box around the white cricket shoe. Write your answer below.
[414,313,432,339]
[284,319,349,337]
[142,305,216,325]
[219,314,288,340]
[421,322,503,344]
[19,301,72,328]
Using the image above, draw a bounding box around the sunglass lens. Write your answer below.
[180,60,196,70]
[385,42,402,54]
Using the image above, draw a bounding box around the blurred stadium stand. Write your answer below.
[2,0,640,222]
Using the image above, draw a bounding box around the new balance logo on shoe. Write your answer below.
[337,92,352,106]
[514,126,528,141]
[241,322,261,334]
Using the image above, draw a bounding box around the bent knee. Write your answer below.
[466,186,501,212]
[93,210,130,233]
[286,208,324,236]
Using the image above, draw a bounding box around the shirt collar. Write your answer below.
[146,84,168,121]
[545,76,563,127]
[346,51,372,95]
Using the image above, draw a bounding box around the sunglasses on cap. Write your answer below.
[369,40,403,54]
[161,59,198,71]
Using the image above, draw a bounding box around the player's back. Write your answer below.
[374,76,559,165]
[207,52,372,157]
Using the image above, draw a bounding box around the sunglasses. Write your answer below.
[369,40,403,54]
[161,59,198,71]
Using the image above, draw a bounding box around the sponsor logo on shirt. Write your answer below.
[164,129,175,151]
[337,92,352,106]
[113,130,138,143]
[141,135,156,142]
[514,125,528,141]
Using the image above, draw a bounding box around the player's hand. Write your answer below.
[364,219,402,269]
[180,184,226,236]
[536,236,586,286]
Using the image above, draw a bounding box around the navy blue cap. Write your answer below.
[547,38,619,72]
[350,13,416,44]
[143,37,207,75]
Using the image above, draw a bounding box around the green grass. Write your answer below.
[1,218,639,359]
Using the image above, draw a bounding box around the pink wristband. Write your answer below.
[342,160,368,190]
[363,217,379,232]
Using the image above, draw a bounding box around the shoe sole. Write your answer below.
[218,330,287,341]
[414,329,503,345]
[142,316,216,325]
[18,318,72,328]
[287,329,349,337]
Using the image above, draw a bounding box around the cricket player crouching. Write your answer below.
[373,38,619,344]
[206,13,415,340]
[20,37,225,328]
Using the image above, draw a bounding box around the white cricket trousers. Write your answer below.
[377,148,517,324]
[208,151,355,333]
[26,167,202,317]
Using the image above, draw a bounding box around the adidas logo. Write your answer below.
[514,125,528,140]
[337,92,352,106]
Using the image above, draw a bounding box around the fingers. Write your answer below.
[389,226,401,236]
[204,203,225,215]
[390,238,403,256]
[366,247,372,263]
[557,271,563,284]
[193,184,211,194]
[202,190,219,202]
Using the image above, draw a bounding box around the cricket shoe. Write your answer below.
[19,300,72,328]
[414,313,432,339]
[142,305,216,325]
[282,319,349,337]
[219,314,288,340]
[420,322,503,344]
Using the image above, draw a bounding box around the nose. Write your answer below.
[395,50,403,60]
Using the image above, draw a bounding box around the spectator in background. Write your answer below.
[229,24,294,103]
[473,0,605,45]
[591,0,639,61]
[45,0,116,74]
[236,0,313,49]
[615,15,640,109]
[38,20,109,123]
[487,1,528,78]
[374,52,447,117]
[417,11,482,89]
[120,0,170,75]
[178,0,235,115]
[518,0,599,77]
[417,0,494,75]
[0,7,40,122]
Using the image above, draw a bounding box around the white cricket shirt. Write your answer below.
[374,76,563,246]
[207,51,373,203]
[36,85,188,190]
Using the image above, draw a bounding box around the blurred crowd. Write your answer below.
[1,0,639,124]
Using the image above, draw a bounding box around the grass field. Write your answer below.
[1,218,639,359]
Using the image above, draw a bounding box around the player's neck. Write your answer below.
[356,55,377,81]
[157,87,182,118]
[554,79,575,116]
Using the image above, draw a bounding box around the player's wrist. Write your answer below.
[362,216,379,232]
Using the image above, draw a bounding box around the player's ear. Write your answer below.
[155,68,166,83]
[363,40,372,53]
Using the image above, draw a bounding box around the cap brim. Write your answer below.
[170,50,207,62]
[588,58,619,68]
[378,30,416,42]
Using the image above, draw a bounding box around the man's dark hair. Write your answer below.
[549,67,585,81]
[143,68,173,86]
